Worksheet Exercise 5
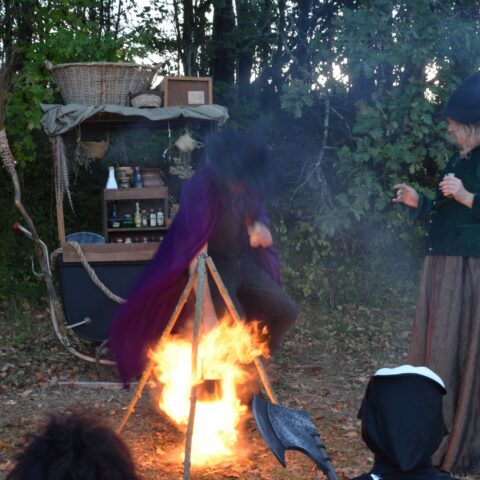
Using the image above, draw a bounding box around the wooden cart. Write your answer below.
[25,103,229,362]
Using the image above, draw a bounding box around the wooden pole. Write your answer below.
[252,357,278,404]
[183,253,207,480]
[205,256,278,404]
[53,143,66,245]
[117,267,199,433]
[116,359,156,434]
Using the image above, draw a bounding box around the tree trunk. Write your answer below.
[236,0,256,99]
[211,0,236,96]
[183,0,194,75]
[1,0,37,71]
[193,0,213,76]
[290,0,312,81]
[270,0,285,93]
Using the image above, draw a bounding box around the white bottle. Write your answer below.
[157,209,164,227]
[445,172,455,198]
[106,166,118,189]
[149,209,157,227]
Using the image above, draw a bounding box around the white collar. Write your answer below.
[373,365,446,393]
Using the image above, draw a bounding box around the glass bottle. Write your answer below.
[111,202,118,220]
[141,210,148,227]
[445,172,455,198]
[135,202,141,228]
[157,209,164,227]
[106,166,118,189]
[149,208,157,227]
[109,202,118,228]
[134,167,142,188]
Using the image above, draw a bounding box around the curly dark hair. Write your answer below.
[7,412,139,480]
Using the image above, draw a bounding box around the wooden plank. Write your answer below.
[79,115,191,130]
[103,186,168,201]
[62,242,159,263]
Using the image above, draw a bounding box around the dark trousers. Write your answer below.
[209,254,297,353]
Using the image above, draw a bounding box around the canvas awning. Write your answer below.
[40,103,229,137]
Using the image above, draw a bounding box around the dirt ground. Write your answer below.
[0,298,477,480]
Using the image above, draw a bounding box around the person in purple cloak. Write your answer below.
[109,128,298,383]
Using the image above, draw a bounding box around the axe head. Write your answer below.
[252,395,338,479]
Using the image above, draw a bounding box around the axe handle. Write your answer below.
[254,357,278,403]
[325,463,339,480]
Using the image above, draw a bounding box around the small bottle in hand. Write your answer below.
[444,173,455,197]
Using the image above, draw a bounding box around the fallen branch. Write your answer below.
[58,381,148,389]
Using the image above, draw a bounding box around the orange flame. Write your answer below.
[150,317,269,465]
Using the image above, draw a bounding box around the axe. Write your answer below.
[252,394,339,480]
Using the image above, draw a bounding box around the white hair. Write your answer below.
[452,120,480,158]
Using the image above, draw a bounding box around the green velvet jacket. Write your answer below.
[410,146,480,257]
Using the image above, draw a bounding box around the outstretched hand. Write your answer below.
[393,183,419,208]
[248,221,273,248]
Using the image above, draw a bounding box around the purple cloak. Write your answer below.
[109,165,280,382]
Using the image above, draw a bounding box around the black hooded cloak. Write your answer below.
[353,366,459,480]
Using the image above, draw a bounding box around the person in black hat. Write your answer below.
[393,72,480,474]
[353,366,460,480]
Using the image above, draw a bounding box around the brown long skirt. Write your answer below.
[408,255,480,474]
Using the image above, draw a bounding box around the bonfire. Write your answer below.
[151,316,269,466]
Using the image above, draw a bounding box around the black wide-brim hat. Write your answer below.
[441,71,480,123]
[206,127,271,191]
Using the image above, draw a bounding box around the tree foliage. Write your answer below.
[2,0,480,308]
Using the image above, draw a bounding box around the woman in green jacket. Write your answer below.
[394,72,480,475]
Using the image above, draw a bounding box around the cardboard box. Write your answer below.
[160,76,212,107]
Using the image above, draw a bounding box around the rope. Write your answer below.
[0,129,16,171]
[50,247,63,269]
[66,241,126,304]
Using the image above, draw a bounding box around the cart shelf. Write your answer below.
[106,226,168,233]
[104,186,168,201]
[62,242,159,263]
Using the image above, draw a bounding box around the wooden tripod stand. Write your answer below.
[116,253,278,480]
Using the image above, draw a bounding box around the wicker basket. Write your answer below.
[131,93,162,108]
[81,140,109,160]
[45,61,158,106]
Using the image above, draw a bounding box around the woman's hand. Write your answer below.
[439,175,474,208]
[247,221,273,248]
[393,183,419,208]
